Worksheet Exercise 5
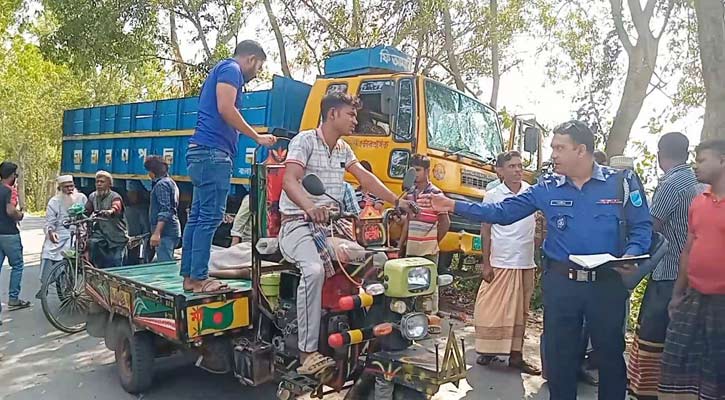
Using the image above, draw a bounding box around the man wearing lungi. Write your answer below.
[628,132,704,399]
[474,150,540,375]
[658,139,725,400]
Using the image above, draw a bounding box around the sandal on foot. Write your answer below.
[510,359,541,375]
[476,355,497,366]
[8,299,31,311]
[297,353,335,376]
[192,279,232,295]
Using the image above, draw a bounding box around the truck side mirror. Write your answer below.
[402,168,416,192]
[380,85,398,116]
[524,126,540,154]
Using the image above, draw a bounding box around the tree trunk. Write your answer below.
[169,11,190,95]
[351,0,362,47]
[263,0,292,78]
[489,0,500,108]
[605,0,669,157]
[694,0,725,141]
[440,4,465,91]
[605,43,657,156]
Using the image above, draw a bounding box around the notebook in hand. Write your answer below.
[568,254,650,270]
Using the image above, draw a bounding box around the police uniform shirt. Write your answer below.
[454,163,652,263]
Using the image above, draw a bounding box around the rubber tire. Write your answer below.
[114,322,155,394]
[40,259,87,334]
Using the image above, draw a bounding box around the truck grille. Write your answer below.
[461,169,495,190]
[444,193,484,234]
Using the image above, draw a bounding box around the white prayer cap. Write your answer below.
[609,156,635,170]
[95,170,113,184]
[57,175,74,184]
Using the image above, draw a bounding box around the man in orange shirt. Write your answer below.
[658,139,725,400]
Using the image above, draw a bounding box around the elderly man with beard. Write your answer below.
[36,175,87,299]
[85,170,128,268]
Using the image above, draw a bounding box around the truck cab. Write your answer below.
[300,46,543,259]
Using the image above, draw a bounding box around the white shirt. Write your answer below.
[483,181,536,269]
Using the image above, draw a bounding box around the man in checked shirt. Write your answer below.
[144,156,181,262]
[627,132,705,399]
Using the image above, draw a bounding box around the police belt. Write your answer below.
[544,258,619,282]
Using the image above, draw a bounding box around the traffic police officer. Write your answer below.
[421,120,652,400]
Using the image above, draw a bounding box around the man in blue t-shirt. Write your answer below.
[182,40,276,294]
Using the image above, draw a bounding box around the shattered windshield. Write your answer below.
[424,80,503,162]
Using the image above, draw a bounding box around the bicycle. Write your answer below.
[39,205,151,333]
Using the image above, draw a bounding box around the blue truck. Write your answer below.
[61,74,310,244]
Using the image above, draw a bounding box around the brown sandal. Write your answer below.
[297,353,335,376]
[192,279,232,295]
[509,359,541,375]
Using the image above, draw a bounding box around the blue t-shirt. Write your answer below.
[190,59,246,156]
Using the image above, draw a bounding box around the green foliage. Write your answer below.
[537,1,622,146]
[0,38,85,210]
[38,0,159,71]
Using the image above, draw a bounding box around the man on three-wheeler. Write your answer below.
[83,92,469,400]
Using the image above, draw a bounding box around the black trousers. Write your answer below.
[542,270,628,400]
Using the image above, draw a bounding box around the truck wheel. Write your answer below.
[114,323,155,394]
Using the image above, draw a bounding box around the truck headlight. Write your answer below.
[400,312,429,341]
[407,267,431,292]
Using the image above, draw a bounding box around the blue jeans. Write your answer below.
[180,145,232,280]
[0,234,24,300]
[155,235,179,262]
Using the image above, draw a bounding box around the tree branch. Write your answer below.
[610,0,635,52]
[169,10,190,95]
[643,0,658,19]
[420,54,477,96]
[264,0,291,78]
[298,0,354,47]
[627,0,650,34]
[176,1,213,59]
[281,0,323,75]
[655,0,676,39]
[440,3,466,91]
[139,53,204,69]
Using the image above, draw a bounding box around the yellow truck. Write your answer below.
[301,46,544,266]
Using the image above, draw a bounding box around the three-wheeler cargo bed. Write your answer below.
[85,261,253,344]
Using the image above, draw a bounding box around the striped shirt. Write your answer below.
[280,129,358,215]
[650,164,705,281]
[405,182,445,256]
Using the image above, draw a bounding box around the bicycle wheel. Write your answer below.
[40,259,92,333]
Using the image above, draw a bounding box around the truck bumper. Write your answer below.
[364,323,468,397]
[439,231,482,255]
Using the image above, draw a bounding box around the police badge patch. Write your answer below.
[556,215,567,230]
[629,190,643,207]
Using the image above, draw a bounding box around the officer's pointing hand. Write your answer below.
[419,193,455,213]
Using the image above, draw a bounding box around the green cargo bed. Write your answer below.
[102,261,253,299]
[85,261,255,343]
